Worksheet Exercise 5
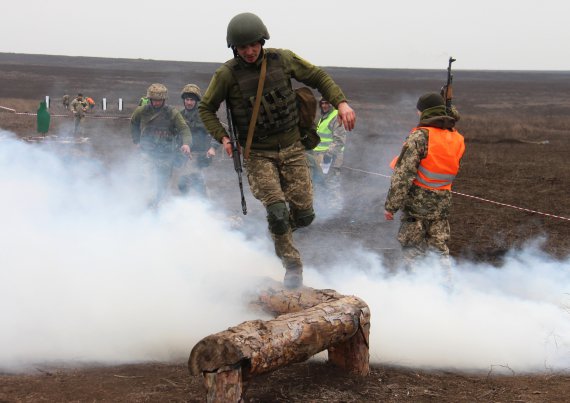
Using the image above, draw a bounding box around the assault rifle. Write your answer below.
[225,103,247,215]
[441,56,456,114]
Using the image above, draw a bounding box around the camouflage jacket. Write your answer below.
[130,104,191,152]
[384,106,461,220]
[70,98,88,117]
[199,48,348,150]
[181,107,218,152]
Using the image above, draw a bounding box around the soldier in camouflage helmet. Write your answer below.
[199,12,357,289]
[69,93,88,136]
[384,92,465,271]
[178,84,219,197]
[131,83,192,207]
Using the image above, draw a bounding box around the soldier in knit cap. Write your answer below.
[384,92,465,272]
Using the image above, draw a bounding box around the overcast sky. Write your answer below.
[1,0,568,70]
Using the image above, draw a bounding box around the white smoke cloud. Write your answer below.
[0,130,279,372]
[306,247,570,373]
[1,129,569,375]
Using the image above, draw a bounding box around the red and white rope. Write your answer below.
[12,111,130,120]
[342,166,570,222]
[5,106,569,222]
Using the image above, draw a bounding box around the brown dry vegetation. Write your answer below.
[1,53,569,402]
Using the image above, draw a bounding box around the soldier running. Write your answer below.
[130,83,192,208]
[198,12,356,288]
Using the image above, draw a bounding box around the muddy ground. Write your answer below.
[1,53,569,402]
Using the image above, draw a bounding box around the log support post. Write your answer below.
[203,365,244,403]
[328,310,370,375]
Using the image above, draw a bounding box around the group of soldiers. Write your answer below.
[129,12,465,289]
[130,82,217,206]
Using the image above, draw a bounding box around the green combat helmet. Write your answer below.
[180,84,202,99]
[147,83,168,100]
[226,12,270,48]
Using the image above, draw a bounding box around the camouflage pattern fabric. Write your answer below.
[181,107,218,154]
[398,211,450,256]
[70,97,88,118]
[130,104,192,206]
[385,110,461,259]
[70,97,88,136]
[245,141,313,269]
[176,156,208,197]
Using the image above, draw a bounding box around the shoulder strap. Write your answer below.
[244,56,267,160]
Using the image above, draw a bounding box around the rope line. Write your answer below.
[13,111,130,120]
[5,105,568,222]
[342,166,570,222]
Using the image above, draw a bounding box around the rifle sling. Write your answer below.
[244,56,267,160]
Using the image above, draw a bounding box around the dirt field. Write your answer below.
[1,53,569,402]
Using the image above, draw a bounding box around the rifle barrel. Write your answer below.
[226,103,248,215]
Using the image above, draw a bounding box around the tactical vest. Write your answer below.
[182,108,209,152]
[140,105,180,153]
[226,50,298,140]
[412,126,465,191]
[314,109,338,152]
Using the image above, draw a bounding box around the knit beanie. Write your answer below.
[416,92,445,112]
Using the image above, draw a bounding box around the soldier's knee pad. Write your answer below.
[266,202,290,235]
[291,207,315,228]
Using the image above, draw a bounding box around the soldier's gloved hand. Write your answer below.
[384,210,394,221]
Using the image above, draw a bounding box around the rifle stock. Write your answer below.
[226,103,247,215]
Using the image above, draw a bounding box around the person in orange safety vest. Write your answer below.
[384,92,465,271]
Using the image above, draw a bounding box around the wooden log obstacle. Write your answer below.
[188,282,371,402]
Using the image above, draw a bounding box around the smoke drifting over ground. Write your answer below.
[0,131,279,372]
[1,130,569,375]
[308,248,570,373]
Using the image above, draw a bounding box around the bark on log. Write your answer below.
[328,307,371,375]
[189,295,370,378]
[203,365,243,403]
[251,283,371,375]
[249,279,344,316]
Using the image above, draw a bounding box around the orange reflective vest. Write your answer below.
[413,126,464,191]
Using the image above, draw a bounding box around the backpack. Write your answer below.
[295,87,321,150]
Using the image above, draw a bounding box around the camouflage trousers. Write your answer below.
[176,153,210,198]
[245,141,313,269]
[397,211,450,262]
[139,151,200,207]
[73,115,84,136]
[307,152,343,214]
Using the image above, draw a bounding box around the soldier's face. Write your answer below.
[150,99,165,108]
[236,42,262,64]
[184,97,197,110]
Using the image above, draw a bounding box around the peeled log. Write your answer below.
[251,281,344,316]
[189,295,370,377]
